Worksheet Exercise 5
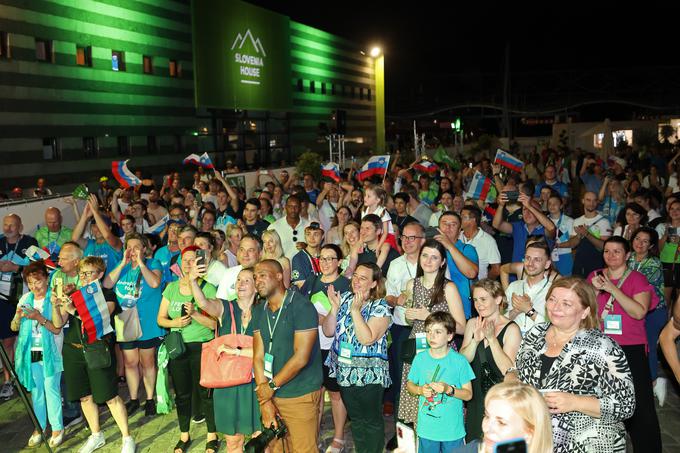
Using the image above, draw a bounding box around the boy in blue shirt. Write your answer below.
[407,311,475,452]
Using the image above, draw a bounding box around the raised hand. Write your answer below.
[328,285,340,311]
[473,317,485,342]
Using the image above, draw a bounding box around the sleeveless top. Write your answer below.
[408,277,449,340]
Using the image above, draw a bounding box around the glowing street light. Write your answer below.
[370,46,382,58]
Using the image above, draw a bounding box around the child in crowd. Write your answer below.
[407,311,474,452]
[361,184,397,250]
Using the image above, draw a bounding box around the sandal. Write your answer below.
[205,438,220,453]
[325,438,345,453]
[174,437,192,453]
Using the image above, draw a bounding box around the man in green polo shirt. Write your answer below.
[35,207,73,260]
[252,259,322,453]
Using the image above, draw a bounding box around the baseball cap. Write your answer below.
[306,222,323,231]
[99,176,109,182]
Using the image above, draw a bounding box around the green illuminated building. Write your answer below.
[0,0,382,191]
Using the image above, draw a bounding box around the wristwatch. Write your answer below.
[526,308,537,318]
[268,380,280,392]
[446,384,455,397]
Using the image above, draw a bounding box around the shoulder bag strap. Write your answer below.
[229,300,237,335]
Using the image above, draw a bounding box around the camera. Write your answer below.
[503,190,519,202]
[244,415,288,452]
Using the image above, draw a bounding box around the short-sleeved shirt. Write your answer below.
[408,349,475,441]
[251,290,322,398]
[357,246,400,278]
[385,255,418,326]
[300,275,351,350]
[163,280,217,343]
[445,240,479,319]
[62,285,119,345]
[534,180,568,198]
[84,239,123,274]
[587,269,659,347]
[326,292,392,387]
[267,217,310,262]
[154,245,180,283]
[506,277,551,336]
[244,219,270,237]
[114,258,165,340]
[35,227,73,259]
[510,222,549,263]
[550,214,575,256]
[291,249,320,284]
[460,228,500,280]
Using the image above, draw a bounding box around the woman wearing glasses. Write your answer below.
[301,244,351,453]
[53,257,134,453]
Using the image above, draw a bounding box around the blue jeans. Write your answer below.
[418,437,464,453]
[31,362,64,431]
[646,306,668,380]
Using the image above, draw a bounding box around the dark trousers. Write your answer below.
[386,324,411,409]
[621,344,662,453]
[168,342,215,433]
[340,384,385,453]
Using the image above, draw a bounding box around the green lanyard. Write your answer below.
[265,290,290,354]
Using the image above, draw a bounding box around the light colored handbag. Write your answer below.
[115,307,142,342]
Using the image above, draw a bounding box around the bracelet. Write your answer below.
[505,366,517,375]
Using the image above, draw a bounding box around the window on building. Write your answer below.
[35,38,53,63]
[143,55,153,74]
[83,136,97,158]
[331,83,336,95]
[76,45,92,67]
[147,136,158,153]
[0,32,10,59]
[321,82,326,94]
[367,88,372,101]
[117,136,130,155]
[310,81,315,93]
[174,135,183,153]
[42,137,60,160]
[112,50,125,71]
[360,87,365,100]
[297,79,303,92]
[169,59,178,77]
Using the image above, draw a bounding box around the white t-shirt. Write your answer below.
[216,265,242,301]
[569,214,612,240]
[668,174,680,194]
[460,228,501,279]
[317,200,338,233]
[205,259,228,288]
[550,214,575,255]
[505,276,551,336]
[385,255,418,326]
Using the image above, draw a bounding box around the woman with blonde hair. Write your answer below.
[451,381,553,453]
[339,220,361,276]
[261,229,291,287]
[223,223,243,268]
[512,276,635,453]
[460,279,521,441]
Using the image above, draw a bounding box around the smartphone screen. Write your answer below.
[181,304,188,317]
[494,438,527,453]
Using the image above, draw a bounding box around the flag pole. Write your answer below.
[382,155,391,184]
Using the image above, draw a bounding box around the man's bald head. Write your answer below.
[254,259,285,298]
[45,207,62,232]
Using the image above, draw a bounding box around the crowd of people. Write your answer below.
[0,144,679,453]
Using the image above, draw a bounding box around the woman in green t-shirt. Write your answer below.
[157,245,219,453]
[658,199,680,304]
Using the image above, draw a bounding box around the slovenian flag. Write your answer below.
[69,281,113,344]
[146,214,169,235]
[183,152,215,169]
[357,155,390,181]
[414,160,439,174]
[24,245,57,269]
[494,149,524,173]
[466,171,494,201]
[111,160,141,188]
[321,162,341,182]
[482,205,497,223]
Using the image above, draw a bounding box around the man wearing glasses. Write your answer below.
[504,241,553,336]
[267,195,309,261]
[291,223,324,288]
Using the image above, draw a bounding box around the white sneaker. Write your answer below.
[654,377,668,407]
[78,432,106,453]
[121,436,136,453]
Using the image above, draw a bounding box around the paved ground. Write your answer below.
[0,376,678,452]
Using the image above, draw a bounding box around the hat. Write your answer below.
[99,176,109,182]
[306,221,323,232]
[609,156,626,169]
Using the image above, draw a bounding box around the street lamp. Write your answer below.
[369,45,385,153]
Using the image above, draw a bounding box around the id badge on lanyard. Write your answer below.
[603,314,623,335]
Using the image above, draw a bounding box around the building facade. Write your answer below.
[0,0,380,192]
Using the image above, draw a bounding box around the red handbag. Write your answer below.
[200,301,253,388]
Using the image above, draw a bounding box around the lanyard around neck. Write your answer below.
[265,290,290,354]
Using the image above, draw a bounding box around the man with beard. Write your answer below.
[252,259,322,453]
[146,189,167,225]
[504,241,553,336]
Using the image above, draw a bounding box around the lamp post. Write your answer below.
[370,46,385,154]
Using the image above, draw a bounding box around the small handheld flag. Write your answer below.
[494,149,524,173]
[357,155,390,181]
[111,160,141,188]
[466,171,494,201]
[69,281,113,343]
[72,184,90,200]
[413,159,439,174]
[146,214,169,235]
[183,152,215,169]
[320,162,341,182]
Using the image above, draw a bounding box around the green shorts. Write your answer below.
[62,339,118,404]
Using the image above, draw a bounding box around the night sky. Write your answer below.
[248,1,679,118]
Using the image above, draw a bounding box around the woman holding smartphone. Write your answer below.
[658,199,680,305]
[157,246,219,453]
